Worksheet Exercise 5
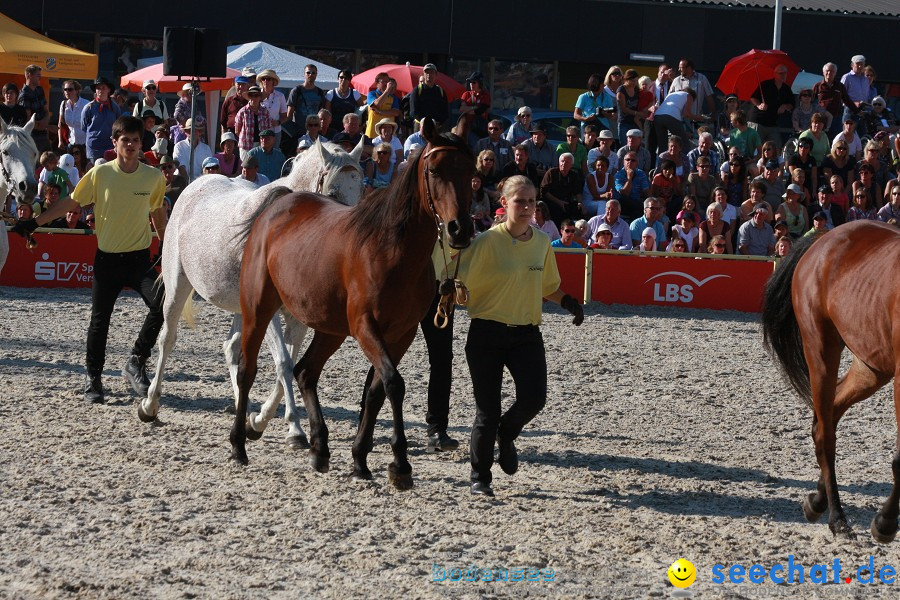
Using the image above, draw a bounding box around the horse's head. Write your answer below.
[419,118,475,249]
[0,115,39,203]
[285,138,364,206]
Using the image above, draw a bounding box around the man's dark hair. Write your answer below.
[515,143,529,154]
[43,182,62,196]
[749,179,767,194]
[111,115,144,139]
[680,58,695,69]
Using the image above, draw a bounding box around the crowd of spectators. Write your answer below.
[5,54,900,255]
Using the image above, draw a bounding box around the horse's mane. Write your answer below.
[346,132,473,247]
[234,185,294,245]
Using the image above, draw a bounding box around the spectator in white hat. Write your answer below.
[172,118,213,182]
[173,83,205,145]
[214,131,240,177]
[133,79,169,121]
[257,69,287,148]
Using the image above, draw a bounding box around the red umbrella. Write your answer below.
[715,49,801,101]
[119,63,239,93]
[352,64,465,101]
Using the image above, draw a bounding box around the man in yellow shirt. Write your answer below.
[14,115,167,403]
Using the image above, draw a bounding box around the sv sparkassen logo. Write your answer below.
[645,272,730,304]
[34,252,93,282]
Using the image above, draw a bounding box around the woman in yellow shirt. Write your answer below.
[457,175,583,497]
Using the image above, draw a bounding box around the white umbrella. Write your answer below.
[791,71,821,94]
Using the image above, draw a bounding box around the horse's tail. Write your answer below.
[233,186,294,245]
[761,235,817,407]
[153,270,197,328]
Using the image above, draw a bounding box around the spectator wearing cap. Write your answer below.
[752,159,786,210]
[297,114,328,148]
[248,129,286,182]
[813,62,858,139]
[587,129,618,175]
[325,69,365,134]
[18,64,51,153]
[81,77,122,162]
[615,128,652,172]
[522,122,556,178]
[140,110,160,152]
[296,139,312,153]
[214,131,240,177]
[803,211,830,239]
[792,88,832,135]
[809,184,845,229]
[58,80,89,149]
[237,155,270,187]
[234,85,273,161]
[460,71,491,139]
[172,119,213,182]
[505,106,533,146]
[221,76,250,135]
[257,69,288,148]
[585,199,632,249]
[145,137,167,166]
[476,119,513,171]
[132,80,169,122]
[409,63,449,128]
[364,74,401,140]
[840,55,871,133]
[589,222,615,249]
[774,183,809,238]
[738,205,775,255]
[749,64,795,147]
[241,66,257,86]
[287,64,327,136]
[201,156,221,175]
[865,96,899,135]
[372,118,403,164]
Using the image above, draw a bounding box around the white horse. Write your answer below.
[138,139,365,448]
[0,116,39,275]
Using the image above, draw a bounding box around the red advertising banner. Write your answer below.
[589,253,774,313]
[1,231,159,289]
[552,249,587,301]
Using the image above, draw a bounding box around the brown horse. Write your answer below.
[763,220,900,542]
[232,118,474,489]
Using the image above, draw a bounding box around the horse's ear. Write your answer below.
[453,114,469,141]
[22,114,35,135]
[0,115,7,133]
[349,136,364,162]
[317,137,332,164]
[421,117,437,144]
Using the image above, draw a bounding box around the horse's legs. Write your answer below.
[293,331,345,473]
[280,312,310,448]
[872,376,900,543]
[804,356,891,523]
[139,274,194,422]
[804,328,852,537]
[354,319,418,490]
[246,314,309,449]
[222,315,242,408]
[351,368,386,481]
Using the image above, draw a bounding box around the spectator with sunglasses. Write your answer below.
[58,80,88,150]
[132,80,169,122]
[792,89,831,135]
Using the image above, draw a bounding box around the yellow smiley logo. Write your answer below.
[668,558,697,588]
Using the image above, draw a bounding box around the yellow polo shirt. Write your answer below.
[457,225,561,326]
[73,161,165,253]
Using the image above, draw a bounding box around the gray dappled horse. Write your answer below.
[0,116,39,275]
[138,139,364,448]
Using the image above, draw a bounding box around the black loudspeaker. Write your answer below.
[194,28,226,78]
[163,27,225,77]
[163,27,196,76]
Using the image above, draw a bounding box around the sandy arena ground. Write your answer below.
[1,286,899,599]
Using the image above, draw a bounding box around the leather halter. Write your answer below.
[421,144,463,222]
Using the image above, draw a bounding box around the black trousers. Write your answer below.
[420,291,453,436]
[86,248,164,375]
[465,319,547,484]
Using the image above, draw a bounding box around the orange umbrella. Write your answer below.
[119,64,239,93]
[352,64,465,101]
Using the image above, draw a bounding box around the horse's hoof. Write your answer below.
[831,520,856,540]
[310,453,330,473]
[351,468,373,482]
[871,516,898,544]
[245,418,263,441]
[388,463,414,490]
[286,434,309,450]
[230,448,249,466]
[802,494,824,523]
[137,402,157,423]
